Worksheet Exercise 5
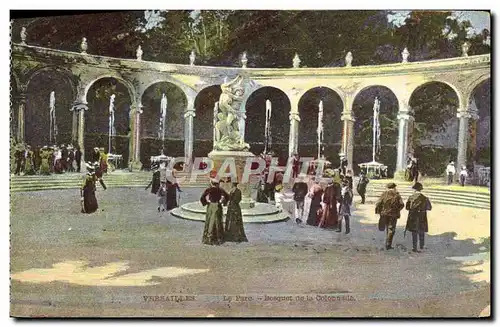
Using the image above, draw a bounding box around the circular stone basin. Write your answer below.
[171,201,289,224]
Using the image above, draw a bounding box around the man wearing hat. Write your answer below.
[339,153,348,176]
[145,162,161,195]
[375,182,404,250]
[356,171,369,204]
[446,160,456,185]
[292,173,309,224]
[405,182,432,252]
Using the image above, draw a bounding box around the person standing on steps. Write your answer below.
[356,171,369,204]
[74,145,82,173]
[411,156,419,183]
[459,166,468,187]
[446,161,456,185]
[375,183,404,250]
[405,182,432,252]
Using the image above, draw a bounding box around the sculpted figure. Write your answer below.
[214,76,249,151]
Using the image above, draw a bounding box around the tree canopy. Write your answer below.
[12,10,490,67]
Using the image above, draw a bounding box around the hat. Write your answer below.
[386,182,397,189]
[450,161,454,165]
[412,182,423,191]
[94,147,99,151]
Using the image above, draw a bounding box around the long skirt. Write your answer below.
[83,189,98,213]
[166,186,178,210]
[307,200,322,226]
[40,159,51,175]
[320,203,338,229]
[202,203,225,245]
[225,203,248,242]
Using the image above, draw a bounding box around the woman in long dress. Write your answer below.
[166,174,182,210]
[80,163,106,214]
[225,181,248,243]
[306,180,324,226]
[200,179,229,245]
[319,178,341,229]
[39,146,51,175]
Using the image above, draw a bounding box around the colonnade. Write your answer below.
[12,76,487,176]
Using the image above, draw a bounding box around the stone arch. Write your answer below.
[410,80,463,110]
[140,77,196,104]
[408,81,461,176]
[84,74,136,106]
[24,67,77,147]
[140,81,188,164]
[193,85,222,156]
[468,77,491,166]
[298,86,343,164]
[26,66,76,96]
[245,86,291,159]
[84,77,134,166]
[351,85,399,174]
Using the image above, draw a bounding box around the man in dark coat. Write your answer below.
[375,182,405,250]
[411,157,419,182]
[74,146,82,173]
[292,173,309,224]
[61,144,68,172]
[339,153,348,176]
[356,171,369,204]
[405,182,432,252]
[145,163,161,194]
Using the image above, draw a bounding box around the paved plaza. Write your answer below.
[10,187,490,317]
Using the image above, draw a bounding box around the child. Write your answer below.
[157,181,167,212]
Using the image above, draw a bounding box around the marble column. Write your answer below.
[288,111,300,157]
[74,103,88,166]
[16,93,26,143]
[128,103,143,169]
[184,99,196,166]
[71,108,79,145]
[239,107,247,142]
[456,109,471,175]
[341,112,355,172]
[395,111,412,172]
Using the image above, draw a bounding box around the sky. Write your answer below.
[387,10,490,35]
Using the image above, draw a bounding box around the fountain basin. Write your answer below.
[170,201,289,224]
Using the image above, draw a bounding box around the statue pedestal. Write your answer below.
[208,150,255,209]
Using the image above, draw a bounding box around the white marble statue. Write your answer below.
[345,51,353,67]
[241,52,248,68]
[136,45,143,60]
[462,42,470,57]
[293,53,301,68]
[81,37,88,54]
[401,47,409,63]
[189,50,196,66]
[214,75,249,151]
[20,27,27,45]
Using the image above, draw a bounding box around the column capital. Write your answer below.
[457,109,479,120]
[70,102,88,112]
[184,108,196,119]
[397,111,413,121]
[341,112,355,122]
[131,103,144,114]
[289,111,300,122]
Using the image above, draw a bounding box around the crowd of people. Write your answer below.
[13,143,83,176]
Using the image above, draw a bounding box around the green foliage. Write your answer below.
[12,10,490,67]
